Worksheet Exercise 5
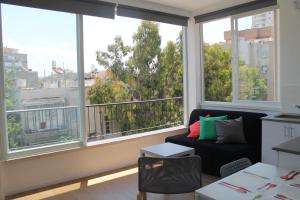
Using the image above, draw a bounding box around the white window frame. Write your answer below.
[0,4,188,160]
[0,4,86,160]
[200,6,280,110]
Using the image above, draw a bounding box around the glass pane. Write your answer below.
[2,4,80,151]
[203,18,232,102]
[237,11,276,101]
[83,16,183,141]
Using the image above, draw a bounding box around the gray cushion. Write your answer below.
[216,117,246,144]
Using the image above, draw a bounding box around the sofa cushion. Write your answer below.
[187,114,210,138]
[188,109,267,149]
[199,115,227,140]
[215,117,246,144]
[187,121,200,138]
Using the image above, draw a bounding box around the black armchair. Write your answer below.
[137,156,202,200]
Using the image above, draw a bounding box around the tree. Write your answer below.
[127,21,161,100]
[87,78,131,104]
[203,43,267,102]
[204,44,232,102]
[87,78,133,135]
[87,21,184,135]
[239,65,267,100]
[4,68,23,149]
[158,31,183,98]
[96,36,131,83]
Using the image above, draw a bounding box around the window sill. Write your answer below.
[201,101,282,112]
[3,125,187,163]
[87,125,186,148]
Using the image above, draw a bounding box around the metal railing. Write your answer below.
[7,106,80,150]
[6,97,183,149]
[86,97,183,141]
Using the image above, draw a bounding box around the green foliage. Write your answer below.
[7,113,22,149]
[239,65,267,100]
[87,78,131,104]
[96,36,131,83]
[88,20,184,135]
[127,21,162,100]
[204,43,268,102]
[4,68,23,149]
[158,40,183,97]
[204,44,232,102]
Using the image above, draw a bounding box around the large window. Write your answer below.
[0,2,186,157]
[2,4,81,152]
[202,17,232,102]
[202,9,278,104]
[83,16,184,141]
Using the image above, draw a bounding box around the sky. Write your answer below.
[2,4,182,77]
[203,17,252,44]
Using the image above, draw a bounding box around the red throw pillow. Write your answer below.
[187,121,201,138]
[187,114,210,138]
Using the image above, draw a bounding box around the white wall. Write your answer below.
[279,0,300,114]
[1,127,185,196]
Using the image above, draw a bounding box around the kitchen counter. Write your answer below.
[262,115,300,124]
[273,136,300,155]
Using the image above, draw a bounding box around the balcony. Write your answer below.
[6,97,183,151]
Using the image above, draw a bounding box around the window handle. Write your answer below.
[284,127,288,137]
[290,127,294,138]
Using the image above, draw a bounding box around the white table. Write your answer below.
[140,142,194,157]
[195,163,300,200]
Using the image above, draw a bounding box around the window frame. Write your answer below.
[0,4,86,160]
[0,3,188,160]
[200,6,280,109]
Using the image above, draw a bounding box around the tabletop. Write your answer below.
[195,163,300,200]
[140,142,194,157]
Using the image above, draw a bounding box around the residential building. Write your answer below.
[252,11,274,28]
[3,47,27,70]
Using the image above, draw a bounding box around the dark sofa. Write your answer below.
[165,109,267,176]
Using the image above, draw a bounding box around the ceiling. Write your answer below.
[142,0,254,13]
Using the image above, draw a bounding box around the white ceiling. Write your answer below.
[142,0,254,13]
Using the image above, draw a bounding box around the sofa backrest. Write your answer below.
[188,109,267,148]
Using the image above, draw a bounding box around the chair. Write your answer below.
[137,156,202,200]
[220,157,252,178]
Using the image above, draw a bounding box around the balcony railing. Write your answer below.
[7,106,80,150]
[6,97,183,150]
[86,97,183,141]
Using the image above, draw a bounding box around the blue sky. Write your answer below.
[2,4,182,76]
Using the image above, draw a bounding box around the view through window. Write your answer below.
[83,16,183,141]
[202,10,277,103]
[237,11,276,101]
[1,3,184,151]
[2,4,80,151]
[202,18,232,102]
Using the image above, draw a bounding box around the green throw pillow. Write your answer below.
[199,115,227,140]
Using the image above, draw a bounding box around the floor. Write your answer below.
[7,167,219,200]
